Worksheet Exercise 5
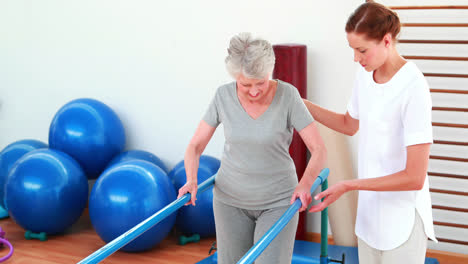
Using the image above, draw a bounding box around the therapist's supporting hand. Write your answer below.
[308,181,349,212]
[290,182,313,212]
[177,181,198,206]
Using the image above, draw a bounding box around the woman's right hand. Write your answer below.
[308,181,349,212]
[177,181,198,206]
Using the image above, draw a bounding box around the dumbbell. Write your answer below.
[178,234,200,245]
[25,230,47,241]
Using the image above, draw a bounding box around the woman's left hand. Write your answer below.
[290,183,313,212]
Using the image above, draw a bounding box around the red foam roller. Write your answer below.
[272,44,308,240]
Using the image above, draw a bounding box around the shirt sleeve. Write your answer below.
[289,86,314,132]
[347,72,360,119]
[202,90,221,128]
[401,79,433,146]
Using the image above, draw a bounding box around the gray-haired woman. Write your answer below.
[177,32,326,264]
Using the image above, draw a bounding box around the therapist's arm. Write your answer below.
[303,99,359,136]
[309,143,431,212]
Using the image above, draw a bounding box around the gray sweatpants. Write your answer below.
[213,199,298,264]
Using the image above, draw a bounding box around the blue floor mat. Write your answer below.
[197,240,439,264]
[293,240,356,263]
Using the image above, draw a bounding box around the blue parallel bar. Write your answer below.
[320,179,329,264]
[237,168,330,264]
[78,175,216,264]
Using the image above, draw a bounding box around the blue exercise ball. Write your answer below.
[199,155,221,174]
[5,149,88,234]
[89,160,176,252]
[49,98,126,179]
[0,139,48,209]
[168,155,220,184]
[173,166,216,237]
[107,150,168,173]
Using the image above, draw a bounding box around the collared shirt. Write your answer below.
[348,61,437,250]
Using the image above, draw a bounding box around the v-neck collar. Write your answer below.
[233,80,281,121]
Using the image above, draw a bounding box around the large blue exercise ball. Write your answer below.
[173,166,216,237]
[49,98,126,179]
[4,149,88,234]
[107,150,168,173]
[168,155,220,184]
[0,139,48,209]
[198,155,221,174]
[89,160,176,252]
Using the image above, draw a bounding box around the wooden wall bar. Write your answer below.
[386,2,468,255]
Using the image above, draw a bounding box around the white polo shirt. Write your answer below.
[347,61,437,250]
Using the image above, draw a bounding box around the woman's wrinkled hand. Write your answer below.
[177,181,198,206]
[290,182,313,212]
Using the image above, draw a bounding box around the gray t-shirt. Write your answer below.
[203,80,314,209]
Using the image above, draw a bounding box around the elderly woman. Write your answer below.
[177,32,326,264]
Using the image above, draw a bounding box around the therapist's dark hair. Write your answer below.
[345,1,401,41]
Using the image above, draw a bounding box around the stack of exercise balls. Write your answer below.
[1,98,127,236]
[0,96,220,253]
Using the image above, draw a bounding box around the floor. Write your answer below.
[0,210,217,264]
[1,210,464,264]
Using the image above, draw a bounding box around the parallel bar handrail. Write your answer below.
[236,168,330,264]
[320,179,329,262]
[78,175,216,264]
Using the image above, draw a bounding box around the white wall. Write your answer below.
[0,0,362,234]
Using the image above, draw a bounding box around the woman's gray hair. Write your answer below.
[225,32,276,79]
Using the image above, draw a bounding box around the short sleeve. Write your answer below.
[289,87,314,132]
[402,79,433,146]
[202,91,221,128]
[347,73,360,119]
